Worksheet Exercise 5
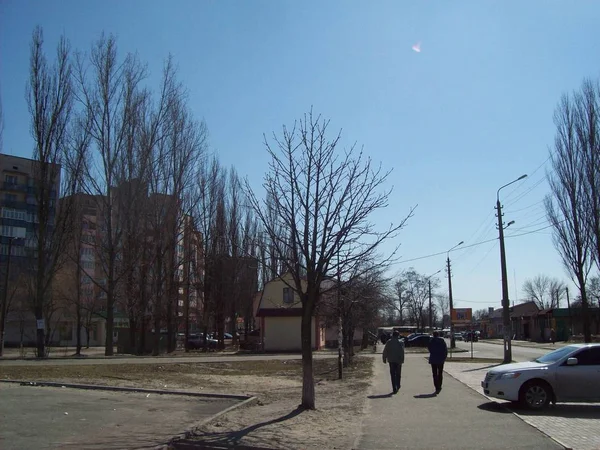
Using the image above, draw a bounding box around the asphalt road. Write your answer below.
[0,383,242,449]
[451,340,550,362]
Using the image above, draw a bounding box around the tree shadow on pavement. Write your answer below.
[414,393,437,399]
[167,407,305,449]
[367,393,393,399]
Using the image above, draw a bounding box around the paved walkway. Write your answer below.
[445,361,600,450]
[482,339,570,351]
[356,354,560,450]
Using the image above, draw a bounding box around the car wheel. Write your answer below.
[519,380,551,410]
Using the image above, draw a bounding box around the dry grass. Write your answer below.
[0,355,374,449]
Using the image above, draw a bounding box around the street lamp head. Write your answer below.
[458,241,464,246]
[498,174,529,201]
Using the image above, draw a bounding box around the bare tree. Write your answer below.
[546,93,594,342]
[75,34,149,355]
[472,308,489,321]
[245,111,411,409]
[26,27,84,357]
[399,269,436,330]
[576,79,600,270]
[391,277,409,324]
[521,274,565,309]
[436,294,450,328]
[0,90,3,152]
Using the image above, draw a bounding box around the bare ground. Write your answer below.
[0,355,373,450]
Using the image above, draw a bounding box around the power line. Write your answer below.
[503,199,545,214]
[504,176,547,207]
[397,237,498,264]
[504,223,556,238]
[503,155,552,204]
[468,240,498,275]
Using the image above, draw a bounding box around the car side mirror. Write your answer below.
[566,357,578,366]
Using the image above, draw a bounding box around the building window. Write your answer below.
[5,175,17,185]
[283,287,293,304]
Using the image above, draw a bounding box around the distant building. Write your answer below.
[0,154,61,346]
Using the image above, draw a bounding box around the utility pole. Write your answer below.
[566,286,572,337]
[447,257,455,349]
[496,175,526,364]
[0,237,16,357]
[446,242,463,349]
[496,197,512,364]
[428,279,432,331]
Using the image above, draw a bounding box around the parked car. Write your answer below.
[404,332,427,342]
[481,343,600,409]
[240,329,262,350]
[405,334,431,347]
[453,332,464,341]
[187,333,218,350]
[463,331,479,342]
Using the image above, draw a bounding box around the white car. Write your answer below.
[481,343,600,409]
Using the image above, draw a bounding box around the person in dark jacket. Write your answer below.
[427,331,448,394]
[382,331,405,394]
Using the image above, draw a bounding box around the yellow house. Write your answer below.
[256,273,325,352]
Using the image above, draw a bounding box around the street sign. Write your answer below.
[451,308,472,324]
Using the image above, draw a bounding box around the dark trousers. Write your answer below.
[431,363,444,390]
[389,362,402,391]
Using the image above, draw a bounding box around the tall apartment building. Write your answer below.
[0,154,60,345]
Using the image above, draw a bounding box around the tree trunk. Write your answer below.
[137,315,146,355]
[578,273,591,343]
[166,290,174,353]
[35,304,45,358]
[300,307,315,410]
[86,326,90,348]
[128,316,136,355]
[76,303,82,356]
[105,292,114,356]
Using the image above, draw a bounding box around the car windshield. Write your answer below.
[534,345,578,364]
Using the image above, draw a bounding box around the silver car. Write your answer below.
[481,343,600,409]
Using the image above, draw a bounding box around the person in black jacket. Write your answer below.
[427,331,448,394]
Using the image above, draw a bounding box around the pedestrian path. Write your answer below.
[445,361,600,450]
[356,354,561,450]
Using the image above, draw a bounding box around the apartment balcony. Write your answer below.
[2,182,28,193]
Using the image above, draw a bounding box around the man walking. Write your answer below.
[382,331,405,394]
[427,331,448,394]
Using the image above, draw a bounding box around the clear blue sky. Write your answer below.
[2,1,599,312]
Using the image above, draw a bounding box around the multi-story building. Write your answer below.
[0,154,60,346]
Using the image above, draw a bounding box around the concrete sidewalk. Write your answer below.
[482,339,569,351]
[356,354,562,450]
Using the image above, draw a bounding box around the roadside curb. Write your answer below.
[0,379,252,401]
[443,369,569,450]
[480,340,565,351]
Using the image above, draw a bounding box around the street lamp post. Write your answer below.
[0,237,18,357]
[497,174,527,364]
[447,241,464,349]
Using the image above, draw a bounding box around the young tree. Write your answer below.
[245,111,411,409]
[26,27,83,357]
[546,94,594,342]
[392,277,408,324]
